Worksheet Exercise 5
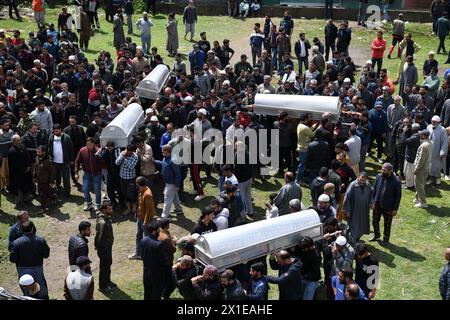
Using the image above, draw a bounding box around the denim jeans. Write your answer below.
[136,219,149,256]
[141,34,151,55]
[82,173,102,207]
[302,280,319,300]
[383,4,389,21]
[271,47,278,71]
[295,151,307,184]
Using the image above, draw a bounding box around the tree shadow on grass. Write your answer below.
[101,286,134,300]
[379,241,426,262]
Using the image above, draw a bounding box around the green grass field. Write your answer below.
[0,8,449,300]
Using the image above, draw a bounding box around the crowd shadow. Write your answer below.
[422,205,450,217]
[0,209,16,226]
[101,286,133,300]
[366,244,396,268]
[379,241,426,262]
[171,212,196,233]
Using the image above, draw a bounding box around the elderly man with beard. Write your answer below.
[427,115,448,185]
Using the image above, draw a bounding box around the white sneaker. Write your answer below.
[414,202,428,208]
[194,195,206,201]
[445,175,450,181]
[435,178,441,185]
[426,179,433,185]
[128,253,142,260]
[413,198,420,204]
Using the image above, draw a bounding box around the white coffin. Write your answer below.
[253,94,341,121]
[135,64,170,100]
[99,103,144,148]
[194,209,323,271]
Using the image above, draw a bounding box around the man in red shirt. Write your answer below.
[371,31,387,77]
[75,137,103,212]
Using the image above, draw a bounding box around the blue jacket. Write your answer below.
[8,222,23,252]
[247,276,269,300]
[369,108,388,134]
[372,173,402,211]
[356,121,373,145]
[250,32,265,48]
[440,262,450,300]
[267,258,303,300]
[160,132,171,150]
[155,156,181,188]
[10,234,50,267]
[189,49,206,74]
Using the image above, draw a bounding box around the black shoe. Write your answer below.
[109,282,117,288]
[99,285,113,293]
[382,237,390,244]
[368,235,380,242]
[387,54,391,59]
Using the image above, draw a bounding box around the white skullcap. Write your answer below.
[145,108,154,115]
[429,51,435,56]
[432,115,441,122]
[19,274,34,286]
[184,96,193,102]
[335,236,347,246]
[326,60,334,65]
[310,79,318,85]
[343,78,351,83]
[223,80,231,86]
[150,116,159,122]
[318,194,330,202]
[198,108,207,116]
[366,59,373,65]
[191,233,200,241]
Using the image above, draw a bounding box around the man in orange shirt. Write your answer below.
[128,176,156,260]
[32,0,45,25]
[371,31,387,77]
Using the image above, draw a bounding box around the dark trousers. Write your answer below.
[446,153,450,175]
[143,268,165,300]
[190,164,204,195]
[38,183,55,209]
[393,147,405,176]
[53,162,71,195]
[162,266,176,299]
[98,245,112,288]
[369,133,384,159]
[146,0,157,16]
[8,0,20,18]
[433,15,439,33]
[325,2,333,19]
[438,36,447,53]
[371,58,383,77]
[297,57,309,75]
[279,147,293,172]
[325,40,335,61]
[372,204,394,241]
[107,174,123,206]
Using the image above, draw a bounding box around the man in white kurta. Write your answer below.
[427,115,448,185]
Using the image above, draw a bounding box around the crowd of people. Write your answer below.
[2,1,450,301]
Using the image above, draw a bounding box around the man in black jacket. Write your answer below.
[21,122,48,161]
[172,255,199,300]
[9,221,50,299]
[267,250,303,300]
[64,116,87,186]
[324,19,338,61]
[273,111,293,174]
[96,141,123,208]
[221,269,247,300]
[48,124,74,197]
[310,167,329,206]
[370,162,402,243]
[298,236,322,300]
[141,219,167,300]
[68,221,91,267]
[95,201,115,292]
[305,130,330,181]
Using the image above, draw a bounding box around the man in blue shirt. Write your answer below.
[331,267,367,300]
[155,144,183,219]
[369,103,388,163]
[188,43,206,76]
[247,262,269,300]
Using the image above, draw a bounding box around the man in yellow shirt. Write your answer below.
[296,114,315,184]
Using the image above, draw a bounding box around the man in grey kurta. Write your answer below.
[113,9,125,51]
[343,172,374,244]
[399,56,418,100]
[386,96,406,161]
[427,115,448,184]
[274,171,302,216]
[166,13,179,56]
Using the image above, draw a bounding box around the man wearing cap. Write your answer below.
[312,193,337,223]
[427,115,448,185]
[64,256,94,300]
[370,163,402,243]
[136,12,154,56]
[414,129,433,208]
[188,43,206,75]
[330,235,355,277]
[19,274,47,299]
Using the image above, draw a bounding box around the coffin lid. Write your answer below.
[135,64,170,100]
[253,94,341,121]
[195,209,321,257]
[100,103,144,139]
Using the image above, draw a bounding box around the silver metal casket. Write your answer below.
[194,209,323,271]
[99,103,144,148]
[135,64,170,100]
[253,94,341,122]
